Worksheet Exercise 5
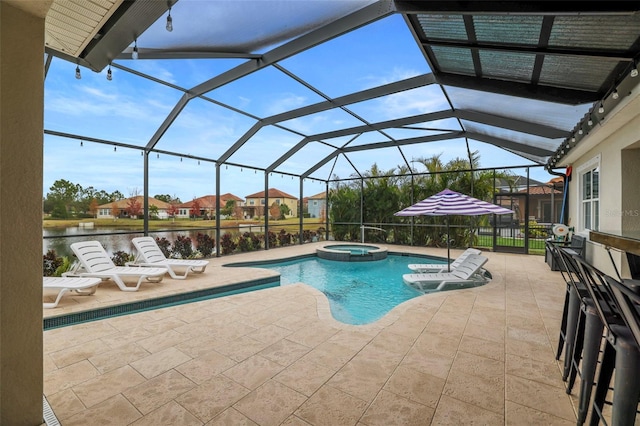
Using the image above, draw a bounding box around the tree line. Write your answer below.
[43,179,182,219]
[329,152,514,247]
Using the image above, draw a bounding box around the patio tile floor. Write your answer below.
[43,243,579,425]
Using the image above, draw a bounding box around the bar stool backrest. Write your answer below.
[546,240,572,285]
[557,246,586,293]
[573,255,622,330]
[604,276,640,348]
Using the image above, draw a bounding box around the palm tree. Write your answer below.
[328,152,516,247]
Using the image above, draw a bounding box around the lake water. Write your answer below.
[43,226,222,258]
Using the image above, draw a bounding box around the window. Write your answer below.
[276,199,281,205]
[578,155,600,231]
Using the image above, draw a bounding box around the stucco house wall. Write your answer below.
[564,89,640,278]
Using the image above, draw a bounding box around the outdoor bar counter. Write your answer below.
[590,230,640,279]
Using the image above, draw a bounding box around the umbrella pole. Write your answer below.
[447,217,451,272]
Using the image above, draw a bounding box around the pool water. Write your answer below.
[259,254,446,325]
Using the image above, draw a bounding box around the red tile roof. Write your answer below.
[97,196,171,209]
[521,185,562,195]
[178,193,243,208]
[245,188,297,200]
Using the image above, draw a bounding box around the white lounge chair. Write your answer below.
[403,254,489,292]
[129,236,209,280]
[43,276,102,308]
[65,241,167,292]
[408,248,482,273]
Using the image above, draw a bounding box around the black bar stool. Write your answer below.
[590,275,640,426]
[545,240,580,361]
[555,246,592,390]
[573,257,639,426]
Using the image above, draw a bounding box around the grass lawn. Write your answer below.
[476,236,546,255]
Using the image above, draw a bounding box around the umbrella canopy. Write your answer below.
[395,189,514,217]
[395,189,513,271]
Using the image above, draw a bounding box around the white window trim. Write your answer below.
[575,154,600,232]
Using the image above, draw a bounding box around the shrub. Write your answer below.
[155,237,171,258]
[54,256,73,277]
[277,229,291,246]
[267,231,277,248]
[111,250,134,266]
[250,233,262,250]
[43,249,63,277]
[172,235,194,258]
[220,233,237,255]
[196,233,215,257]
[238,233,252,252]
[522,220,547,239]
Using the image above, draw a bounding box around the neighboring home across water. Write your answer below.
[244,188,299,219]
[176,193,244,219]
[305,191,327,219]
[97,196,171,219]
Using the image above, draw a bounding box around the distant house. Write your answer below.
[494,175,555,224]
[244,188,298,219]
[520,177,564,223]
[306,191,326,219]
[495,175,545,192]
[97,196,171,219]
[176,193,244,219]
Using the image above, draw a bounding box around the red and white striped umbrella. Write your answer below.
[395,189,513,270]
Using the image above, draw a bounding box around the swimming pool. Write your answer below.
[251,254,446,325]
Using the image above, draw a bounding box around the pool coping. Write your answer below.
[317,243,389,261]
[43,277,279,330]
[223,251,441,267]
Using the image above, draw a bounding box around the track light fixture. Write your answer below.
[166,7,173,32]
[106,63,113,81]
[598,103,604,114]
[132,39,139,60]
[588,118,593,126]
[612,89,619,100]
[578,128,583,135]
[631,61,638,78]
[75,65,81,79]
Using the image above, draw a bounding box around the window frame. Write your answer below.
[576,154,600,232]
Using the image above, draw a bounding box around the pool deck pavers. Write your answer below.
[43,243,579,425]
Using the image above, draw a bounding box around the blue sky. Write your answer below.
[43,11,558,203]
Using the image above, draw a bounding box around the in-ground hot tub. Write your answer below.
[316,244,388,261]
